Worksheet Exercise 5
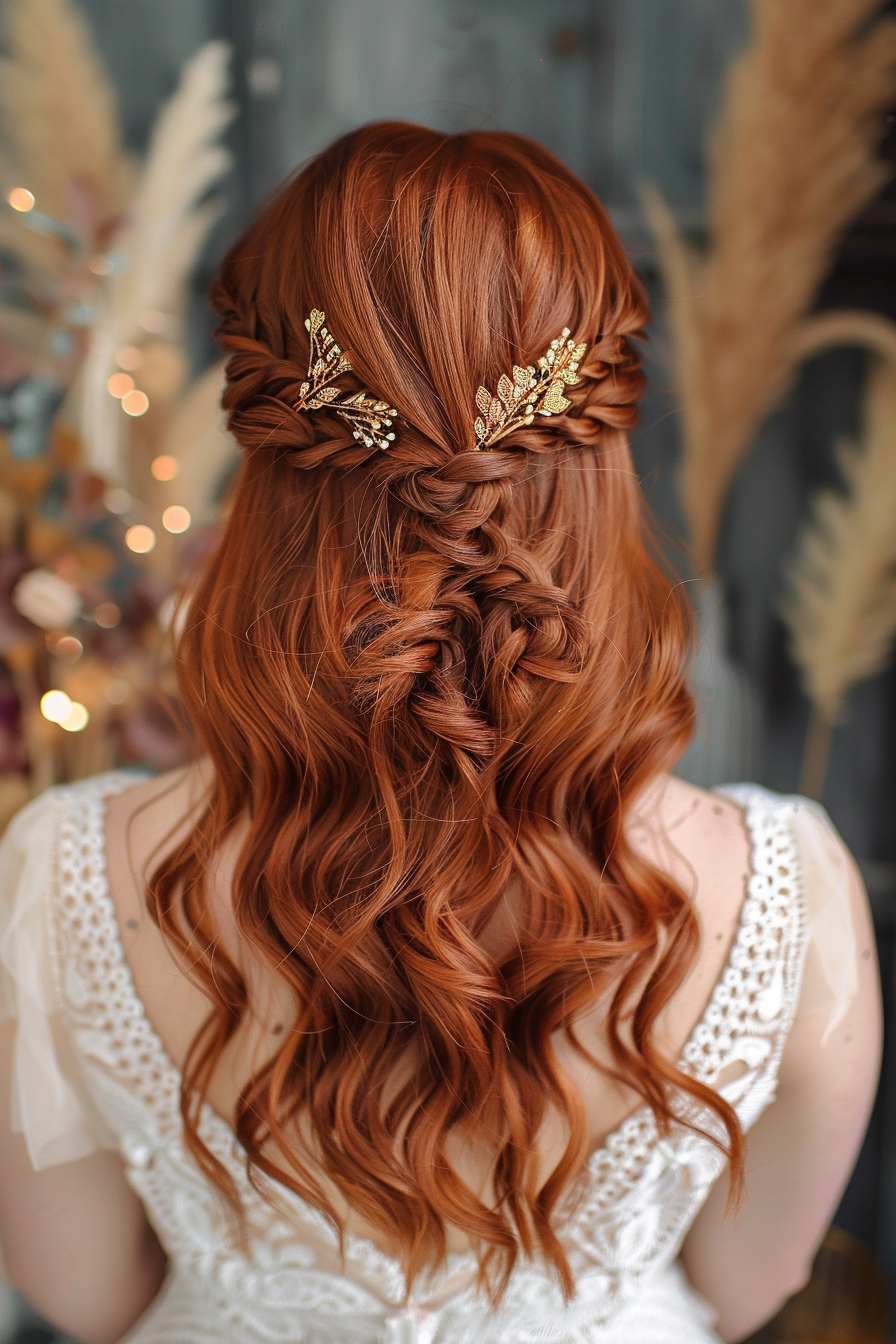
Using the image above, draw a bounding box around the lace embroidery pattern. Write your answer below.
[50,774,808,1344]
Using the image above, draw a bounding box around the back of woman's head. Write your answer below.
[155,121,738,1301]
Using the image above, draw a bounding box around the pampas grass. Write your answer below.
[0,0,131,246]
[0,4,238,796]
[644,0,896,573]
[0,0,133,379]
[156,361,237,527]
[792,307,896,369]
[79,40,234,479]
[781,313,896,798]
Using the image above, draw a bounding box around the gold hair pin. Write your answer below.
[473,328,587,450]
[294,309,397,451]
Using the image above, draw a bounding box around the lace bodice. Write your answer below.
[1,774,813,1343]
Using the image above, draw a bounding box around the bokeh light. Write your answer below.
[106,680,130,705]
[107,372,134,398]
[151,455,179,481]
[60,702,89,732]
[162,505,191,534]
[104,487,132,515]
[121,389,149,417]
[94,601,121,629]
[116,345,143,370]
[40,689,73,723]
[125,524,156,554]
[139,309,170,335]
[48,634,83,661]
[8,187,34,212]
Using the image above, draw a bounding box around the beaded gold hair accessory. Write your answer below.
[293,309,397,450]
[473,328,587,450]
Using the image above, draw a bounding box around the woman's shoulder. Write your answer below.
[0,765,206,854]
[659,775,879,1089]
[3,769,148,839]
[627,774,753,918]
[103,762,211,875]
[634,772,858,893]
[630,775,869,1000]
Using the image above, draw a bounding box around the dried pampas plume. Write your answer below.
[0,0,131,223]
[643,0,896,573]
[781,312,896,799]
[80,40,235,479]
[156,361,237,528]
[0,0,133,373]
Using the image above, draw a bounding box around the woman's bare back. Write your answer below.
[105,765,751,1253]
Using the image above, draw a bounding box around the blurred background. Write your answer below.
[0,0,895,1340]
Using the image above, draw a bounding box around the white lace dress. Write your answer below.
[0,773,820,1344]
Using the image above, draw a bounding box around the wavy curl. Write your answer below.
[150,123,740,1301]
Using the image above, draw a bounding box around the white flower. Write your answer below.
[13,569,82,630]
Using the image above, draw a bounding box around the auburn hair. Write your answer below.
[150,121,742,1301]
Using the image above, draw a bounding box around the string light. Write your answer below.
[121,389,149,417]
[107,372,134,398]
[40,689,72,723]
[151,455,179,481]
[162,505,191,534]
[125,524,156,554]
[8,187,34,212]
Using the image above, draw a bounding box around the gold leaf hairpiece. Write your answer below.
[473,327,587,450]
[293,309,398,451]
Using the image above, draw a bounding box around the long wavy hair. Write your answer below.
[150,122,742,1300]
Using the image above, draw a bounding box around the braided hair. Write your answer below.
[151,122,740,1302]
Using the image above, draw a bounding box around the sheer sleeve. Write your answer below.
[0,788,115,1170]
[682,792,880,1342]
[789,797,864,1045]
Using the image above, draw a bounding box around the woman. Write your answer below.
[0,123,881,1344]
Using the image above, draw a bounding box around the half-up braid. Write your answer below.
[151,122,740,1303]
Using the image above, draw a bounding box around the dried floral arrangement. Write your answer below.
[644,0,896,574]
[0,0,237,822]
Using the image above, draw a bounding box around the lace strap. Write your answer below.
[682,787,809,1103]
[564,786,811,1239]
[53,772,183,1125]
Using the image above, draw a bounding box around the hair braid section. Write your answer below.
[343,319,647,751]
[213,318,389,473]
[343,440,588,769]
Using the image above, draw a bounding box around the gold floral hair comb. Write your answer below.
[293,309,397,450]
[473,328,587,450]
